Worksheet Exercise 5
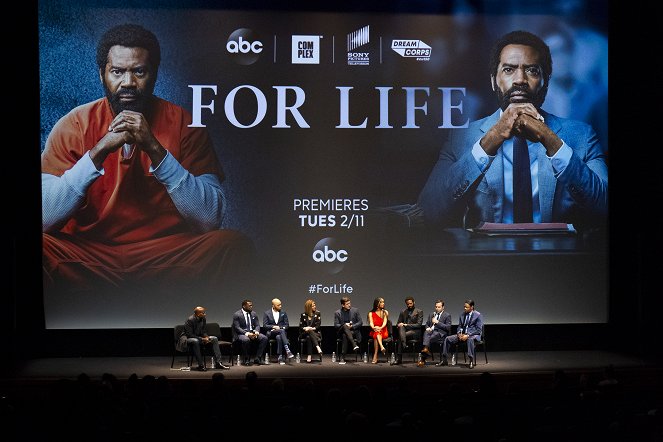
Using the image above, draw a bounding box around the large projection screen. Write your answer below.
[39,2,608,328]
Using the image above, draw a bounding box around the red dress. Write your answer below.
[369,311,389,339]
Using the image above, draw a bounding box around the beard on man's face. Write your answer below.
[496,83,547,111]
[104,82,153,115]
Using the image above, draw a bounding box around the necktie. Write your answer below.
[513,136,533,223]
[246,312,251,331]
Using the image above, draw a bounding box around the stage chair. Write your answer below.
[401,324,424,363]
[171,324,195,368]
[299,330,323,362]
[366,320,395,362]
[205,322,234,366]
[335,327,363,362]
[454,324,488,365]
[266,327,295,363]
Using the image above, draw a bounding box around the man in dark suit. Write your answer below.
[333,296,363,364]
[262,298,294,364]
[418,300,451,367]
[441,299,483,368]
[418,30,607,231]
[395,296,424,364]
[232,299,268,365]
[179,306,230,371]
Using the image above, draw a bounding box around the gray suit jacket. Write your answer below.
[418,109,608,229]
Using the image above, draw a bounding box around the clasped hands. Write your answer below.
[482,103,561,156]
[91,110,166,169]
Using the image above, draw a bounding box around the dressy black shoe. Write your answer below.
[435,358,448,367]
[193,365,207,371]
[214,363,230,370]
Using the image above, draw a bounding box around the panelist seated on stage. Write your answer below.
[394,296,424,365]
[178,306,230,371]
[232,300,268,366]
[440,299,483,369]
[367,297,390,364]
[418,299,451,367]
[417,30,607,231]
[334,296,363,364]
[299,299,323,363]
[262,298,295,364]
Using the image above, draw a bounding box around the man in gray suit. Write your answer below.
[418,30,607,231]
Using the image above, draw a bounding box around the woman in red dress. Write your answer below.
[368,297,389,364]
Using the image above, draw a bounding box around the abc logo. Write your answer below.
[227,28,263,65]
[312,237,348,274]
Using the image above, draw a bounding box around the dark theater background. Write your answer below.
[5,0,661,440]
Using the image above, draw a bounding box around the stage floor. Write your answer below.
[6,350,659,383]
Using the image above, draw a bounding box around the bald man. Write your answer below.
[262,298,294,364]
[180,306,230,371]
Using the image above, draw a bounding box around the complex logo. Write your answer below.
[347,25,370,66]
[312,237,348,274]
[391,39,432,61]
[226,28,263,65]
[292,35,321,64]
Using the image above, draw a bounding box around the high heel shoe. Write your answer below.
[306,354,312,363]
[381,347,386,355]
[371,358,378,364]
[318,351,323,363]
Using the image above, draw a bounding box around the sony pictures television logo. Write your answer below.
[226,28,263,65]
[391,39,432,61]
[347,25,370,65]
[292,35,321,64]
[312,237,348,275]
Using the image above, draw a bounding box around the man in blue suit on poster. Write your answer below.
[418,30,607,231]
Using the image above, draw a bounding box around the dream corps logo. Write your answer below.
[312,237,348,274]
[347,25,370,66]
[226,28,263,65]
[391,39,432,61]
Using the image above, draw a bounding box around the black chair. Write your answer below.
[205,322,234,366]
[171,324,195,368]
[366,320,395,363]
[454,324,488,365]
[265,327,297,363]
[299,330,323,362]
[335,328,362,362]
[171,323,233,368]
[397,324,424,363]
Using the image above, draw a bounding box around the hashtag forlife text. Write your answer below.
[309,283,353,294]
